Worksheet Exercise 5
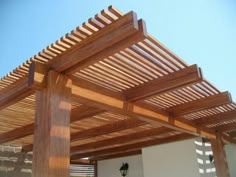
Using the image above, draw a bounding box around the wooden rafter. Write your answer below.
[90,150,142,161]
[169,91,232,117]
[124,64,202,102]
[0,105,103,144]
[195,110,236,125]
[71,127,172,154]
[50,11,147,74]
[23,118,147,152]
[71,133,194,160]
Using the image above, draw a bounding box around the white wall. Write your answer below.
[98,155,144,177]
[225,144,236,177]
[142,139,200,177]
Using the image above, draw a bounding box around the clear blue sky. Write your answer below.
[1,0,236,99]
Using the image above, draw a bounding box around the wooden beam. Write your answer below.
[124,64,202,102]
[71,79,216,138]
[71,133,194,160]
[0,124,34,144]
[215,122,236,132]
[30,62,217,140]
[23,117,144,152]
[71,118,147,142]
[195,110,236,125]
[228,130,236,138]
[91,150,142,161]
[0,79,34,110]
[210,134,230,177]
[32,71,72,177]
[71,127,171,154]
[169,92,232,117]
[50,11,147,74]
[0,105,103,145]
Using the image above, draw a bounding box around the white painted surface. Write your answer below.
[142,139,200,177]
[225,144,236,177]
[98,155,144,177]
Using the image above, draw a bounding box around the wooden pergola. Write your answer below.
[0,6,235,177]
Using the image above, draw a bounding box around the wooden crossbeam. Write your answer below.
[0,124,34,144]
[215,122,236,132]
[23,118,146,152]
[71,118,147,141]
[228,130,236,138]
[71,127,171,154]
[29,61,217,140]
[50,11,147,74]
[71,133,194,160]
[0,105,103,145]
[169,92,232,117]
[90,150,142,161]
[124,64,202,102]
[195,110,236,125]
[0,79,34,110]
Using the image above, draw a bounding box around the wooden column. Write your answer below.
[210,133,230,177]
[32,71,72,177]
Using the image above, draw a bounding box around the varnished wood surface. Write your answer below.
[0,6,235,164]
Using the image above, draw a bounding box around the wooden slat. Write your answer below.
[51,11,145,73]
[195,110,236,125]
[71,127,171,154]
[169,92,232,117]
[32,71,72,177]
[0,79,33,110]
[66,19,147,74]
[124,64,202,102]
[72,80,216,138]
[0,105,103,145]
[71,118,147,142]
[29,62,217,140]
[71,133,194,160]
[210,134,230,177]
[0,124,34,144]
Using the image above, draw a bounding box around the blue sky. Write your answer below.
[1,0,236,99]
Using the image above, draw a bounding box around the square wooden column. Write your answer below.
[210,134,230,177]
[32,71,72,177]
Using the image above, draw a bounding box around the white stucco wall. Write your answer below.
[225,144,236,177]
[97,155,144,177]
[142,139,200,177]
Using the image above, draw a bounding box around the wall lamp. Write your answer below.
[120,162,129,177]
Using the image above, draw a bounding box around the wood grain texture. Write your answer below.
[210,134,230,177]
[32,71,72,177]
[71,118,146,142]
[125,64,202,102]
[195,109,236,125]
[51,11,142,73]
[169,92,232,117]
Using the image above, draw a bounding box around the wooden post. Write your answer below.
[210,133,230,177]
[32,71,72,177]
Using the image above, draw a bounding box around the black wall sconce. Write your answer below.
[120,162,129,177]
[209,154,214,164]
